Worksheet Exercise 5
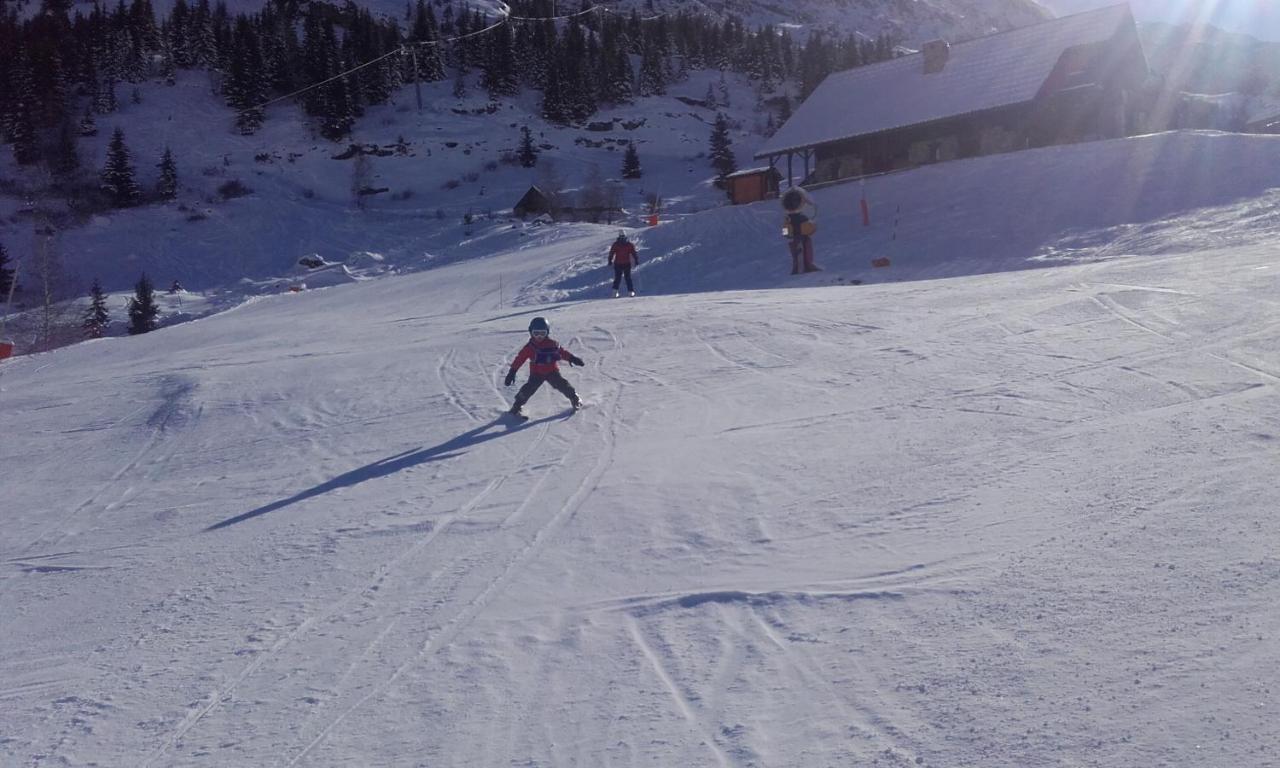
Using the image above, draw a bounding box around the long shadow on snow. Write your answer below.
[204,412,569,531]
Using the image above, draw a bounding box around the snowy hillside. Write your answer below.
[3,133,1279,764]
[0,0,1056,307]
[14,0,1052,41]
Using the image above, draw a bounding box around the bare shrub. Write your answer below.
[217,180,252,199]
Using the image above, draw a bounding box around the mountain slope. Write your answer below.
[2,180,1278,765]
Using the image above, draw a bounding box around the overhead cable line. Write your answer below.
[238,3,670,115]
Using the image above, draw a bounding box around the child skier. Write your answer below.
[503,316,584,417]
[781,187,821,275]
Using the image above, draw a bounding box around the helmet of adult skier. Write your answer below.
[781,188,804,212]
[616,231,628,242]
[528,316,550,337]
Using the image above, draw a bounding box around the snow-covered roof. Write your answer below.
[755,4,1135,158]
[724,166,780,179]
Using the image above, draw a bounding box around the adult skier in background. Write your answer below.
[504,316,584,417]
[781,187,821,275]
[607,232,639,297]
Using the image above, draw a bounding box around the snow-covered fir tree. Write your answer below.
[156,147,179,201]
[83,279,111,339]
[227,18,266,134]
[102,128,142,207]
[127,273,159,335]
[49,116,81,176]
[518,126,538,168]
[482,20,519,99]
[0,243,14,297]
[94,74,119,115]
[10,49,40,166]
[622,142,642,179]
[637,43,666,97]
[79,108,98,137]
[709,112,736,189]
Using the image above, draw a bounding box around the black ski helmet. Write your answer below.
[781,188,803,212]
[528,316,550,334]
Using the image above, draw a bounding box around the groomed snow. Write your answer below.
[3,133,1279,766]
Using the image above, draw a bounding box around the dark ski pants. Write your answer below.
[513,371,578,408]
[612,264,634,292]
[788,236,817,274]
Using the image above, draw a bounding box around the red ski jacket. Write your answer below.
[509,337,575,377]
[608,240,638,266]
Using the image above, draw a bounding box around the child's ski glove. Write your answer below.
[504,369,517,386]
[569,355,585,367]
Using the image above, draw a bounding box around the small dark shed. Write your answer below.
[513,185,552,218]
[725,167,783,205]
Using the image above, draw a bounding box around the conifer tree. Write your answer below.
[156,147,178,200]
[409,3,445,82]
[83,279,111,338]
[518,125,538,167]
[80,109,99,137]
[10,51,40,165]
[227,17,266,133]
[482,20,518,99]
[621,142,642,179]
[127,273,159,335]
[50,115,81,176]
[638,43,666,96]
[95,75,119,114]
[0,243,15,298]
[170,0,193,66]
[708,111,736,189]
[602,45,634,104]
[540,62,570,124]
[101,128,142,207]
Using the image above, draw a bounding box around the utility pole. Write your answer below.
[410,47,422,112]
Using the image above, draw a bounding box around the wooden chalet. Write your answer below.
[513,185,552,218]
[724,166,783,205]
[755,4,1152,186]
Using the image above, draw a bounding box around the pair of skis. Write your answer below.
[505,401,583,422]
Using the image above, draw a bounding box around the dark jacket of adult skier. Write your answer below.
[607,235,638,266]
[608,233,639,295]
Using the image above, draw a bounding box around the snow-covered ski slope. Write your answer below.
[3,133,1280,767]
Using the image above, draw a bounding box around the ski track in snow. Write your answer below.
[4,179,1280,765]
[284,350,624,764]
[142,406,566,766]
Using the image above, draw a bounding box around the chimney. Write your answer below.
[922,39,950,74]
